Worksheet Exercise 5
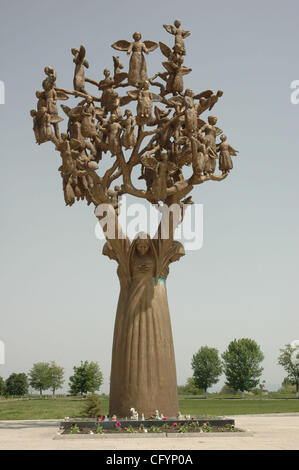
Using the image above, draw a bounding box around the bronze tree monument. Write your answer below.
[31,20,238,418]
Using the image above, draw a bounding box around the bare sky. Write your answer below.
[0,0,299,394]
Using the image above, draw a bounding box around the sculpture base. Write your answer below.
[61,417,235,432]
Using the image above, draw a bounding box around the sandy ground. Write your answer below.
[0,414,298,450]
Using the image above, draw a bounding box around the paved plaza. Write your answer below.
[0,414,298,450]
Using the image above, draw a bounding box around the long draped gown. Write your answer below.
[100,208,179,418]
[128,42,148,87]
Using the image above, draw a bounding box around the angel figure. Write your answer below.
[56,133,74,176]
[30,107,54,145]
[96,114,110,151]
[163,20,190,55]
[112,32,158,87]
[194,90,223,115]
[61,104,84,142]
[183,88,198,136]
[105,114,122,156]
[69,139,99,203]
[86,66,127,94]
[141,146,177,202]
[112,55,128,85]
[98,70,116,112]
[199,115,222,174]
[127,81,162,125]
[107,185,122,215]
[217,134,238,173]
[72,45,89,93]
[147,106,173,148]
[42,77,67,139]
[78,96,97,139]
[154,42,191,96]
[55,133,77,206]
[121,109,137,150]
[191,135,208,177]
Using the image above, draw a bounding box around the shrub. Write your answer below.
[81,393,102,417]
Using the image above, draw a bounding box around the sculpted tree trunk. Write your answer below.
[98,205,184,417]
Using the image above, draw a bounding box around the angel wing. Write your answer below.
[208,91,223,110]
[194,90,213,100]
[141,154,159,171]
[162,61,176,74]
[49,115,64,124]
[71,48,79,56]
[114,72,128,84]
[61,104,71,117]
[215,126,223,136]
[143,41,158,52]
[154,106,170,121]
[120,95,133,107]
[111,40,131,52]
[159,41,172,59]
[56,91,69,101]
[181,30,191,39]
[228,145,238,156]
[152,93,163,103]
[179,67,190,77]
[166,95,184,107]
[78,45,86,60]
[197,118,206,130]
[126,89,139,100]
[61,104,82,120]
[163,24,176,35]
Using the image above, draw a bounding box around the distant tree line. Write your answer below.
[183,339,299,398]
[0,360,103,398]
[1,340,298,399]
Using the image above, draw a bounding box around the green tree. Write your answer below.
[48,361,64,398]
[177,377,203,395]
[191,346,222,398]
[0,376,6,395]
[28,362,52,396]
[5,373,28,396]
[69,361,103,395]
[222,338,264,398]
[278,344,299,398]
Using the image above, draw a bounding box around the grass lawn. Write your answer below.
[179,398,299,416]
[0,397,109,420]
[0,396,299,420]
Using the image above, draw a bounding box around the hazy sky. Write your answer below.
[0,0,299,394]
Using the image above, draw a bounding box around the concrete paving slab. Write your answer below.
[0,415,298,450]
